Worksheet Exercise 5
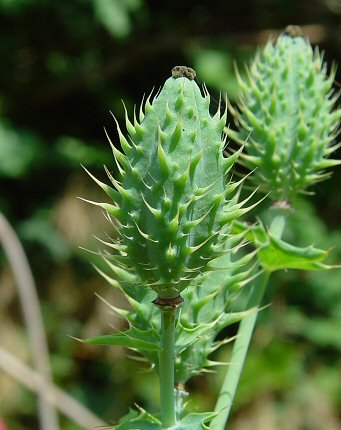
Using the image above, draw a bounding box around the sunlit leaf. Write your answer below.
[114,407,161,430]
[233,220,332,272]
[85,327,160,351]
[114,406,215,430]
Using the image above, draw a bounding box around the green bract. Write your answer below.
[87,243,256,384]
[228,26,341,202]
[85,68,252,300]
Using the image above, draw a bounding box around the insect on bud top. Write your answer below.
[171,66,196,80]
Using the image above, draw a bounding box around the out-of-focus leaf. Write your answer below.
[19,210,71,261]
[191,49,239,99]
[56,136,111,166]
[0,121,41,178]
[189,47,254,101]
[93,0,141,39]
[219,338,302,409]
[287,311,341,350]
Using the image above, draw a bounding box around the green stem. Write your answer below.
[269,213,286,238]
[159,306,177,429]
[210,271,269,430]
[211,213,288,430]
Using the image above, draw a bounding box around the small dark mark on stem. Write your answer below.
[153,295,183,308]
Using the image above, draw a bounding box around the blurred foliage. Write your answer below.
[0,121,42,178]
[0,1,340,429]
[93,0,142,39]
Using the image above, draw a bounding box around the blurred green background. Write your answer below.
[0,1,340,429]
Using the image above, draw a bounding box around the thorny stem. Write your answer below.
[211,211,289,430]
[159,305,177,429]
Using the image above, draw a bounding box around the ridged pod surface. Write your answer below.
[87,68,251,300]
[228,26,341,202]
[90,241,256,383]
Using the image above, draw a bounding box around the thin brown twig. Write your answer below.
[0,212,59,430]
[0,347,107,429]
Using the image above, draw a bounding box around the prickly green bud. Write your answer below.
[228,26,341,202]
[88,237,256,384]
[86,67,251,300]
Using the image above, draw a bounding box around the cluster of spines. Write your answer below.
[92,234,257,384]
[84,73,255,300]
[174,246,257,383]
[227,28,341,202]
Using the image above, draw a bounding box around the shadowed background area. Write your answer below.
[0,1,340,429]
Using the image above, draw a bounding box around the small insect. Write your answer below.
[284,25,303,38]
[172,66,196,80]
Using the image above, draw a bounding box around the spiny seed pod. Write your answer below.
[228,26,341,203]
[84,67,253,301]
[90,239,256,384]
